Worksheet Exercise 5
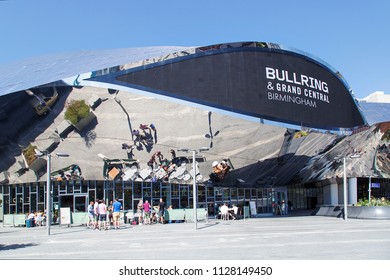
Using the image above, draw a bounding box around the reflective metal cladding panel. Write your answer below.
[358,102,390,125]
[115,48,366,130]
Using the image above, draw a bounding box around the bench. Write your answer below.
[3,214,27,227]
[164,209,185,222]
[164,208,208,223]
[71,212,89,226]
[184,208,208,222]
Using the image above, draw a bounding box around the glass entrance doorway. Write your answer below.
[59,195,88,212]
[270,187,288,215]
[59,195,73,212]
[257,187,288,214]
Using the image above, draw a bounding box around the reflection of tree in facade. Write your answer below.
[84,130,96,149]
[171,185,178,196]
[153,184,160,196]
[162,189,169,197]
[198,186,206,202]
[205,111,220,149]
[143,188,150,197]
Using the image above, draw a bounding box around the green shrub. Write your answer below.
[64,99,90,125]
[294,130,308,138]
[357,197,390,206]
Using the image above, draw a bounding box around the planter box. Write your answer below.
[22,150,47,173]
[71,110,96,132]
[314,206,390,220]
[28,158,47,173]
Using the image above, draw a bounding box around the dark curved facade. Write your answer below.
[90,42,366,130]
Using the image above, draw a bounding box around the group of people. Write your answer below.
[132,123,156,148]
[53,164,83,181]
[87,197,122,230]
[273,200,290,215]
[26,210,46,227]
[134,198,166,225]
[147,149,182,182]
[86,197,168,230]
[218,203,239,220]
[147,151,165,169]
[121,134,234,184]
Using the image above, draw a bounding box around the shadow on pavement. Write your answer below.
[197,221,220,230]
[0,243,38,251]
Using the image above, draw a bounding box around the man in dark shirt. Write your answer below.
[158,198,165,224]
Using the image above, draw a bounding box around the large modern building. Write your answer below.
[0,42,389,222]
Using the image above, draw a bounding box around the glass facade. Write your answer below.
[287,183,324,210]
[357,177,390,201]
[1,177,389,221]
[0,180,290,218]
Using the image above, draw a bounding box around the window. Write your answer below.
[124,189,132,210]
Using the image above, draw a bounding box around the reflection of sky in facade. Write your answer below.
[0,43,349,97]
[0,46,190,96]
[358,102,390,125]
[0,45,389,128]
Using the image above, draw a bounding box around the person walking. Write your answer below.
[231,204,239,220]
[98,200,107,230]
[137,199,143,225]
[281,200,287,215]
[158,198,165,224]
[106,201,113,228]
[112,198,122,229]
[93,199,100,229]
[143,200,151,225]
[87,201,95,228]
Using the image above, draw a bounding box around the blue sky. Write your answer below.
[0,0,389,99]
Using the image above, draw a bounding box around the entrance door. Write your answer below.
[307,197,317,210]
[59,195,73,212]
[74,195,88,212]
[257,188,269,213]
[271,188,288,215]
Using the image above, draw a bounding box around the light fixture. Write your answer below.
[178,147,209,230]
[35,149,69,235]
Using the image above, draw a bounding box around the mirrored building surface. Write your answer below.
[0,42,389,222]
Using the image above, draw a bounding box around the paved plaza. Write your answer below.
[1,214,390,260]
